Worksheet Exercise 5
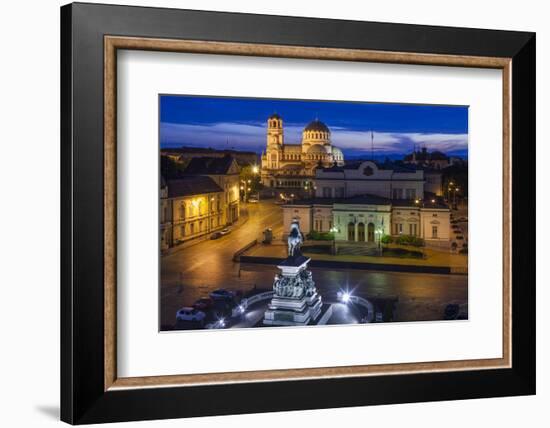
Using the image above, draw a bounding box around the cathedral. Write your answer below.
[260,113,345,190]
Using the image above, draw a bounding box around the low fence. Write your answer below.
[336,291,374,322]
[240,255,454,274]
[241,291,274,310]
[233,239,258,262]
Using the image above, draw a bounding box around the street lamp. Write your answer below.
[338,287,355,304]
[329,226,339,255]
[240,180,248,202]
[375,225,384,250]
[252,165,259,174]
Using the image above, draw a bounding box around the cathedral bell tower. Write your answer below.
[266,113,283,170]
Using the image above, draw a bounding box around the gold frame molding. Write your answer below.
[104,36,512,391]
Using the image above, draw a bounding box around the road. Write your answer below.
[160,200,284,325]
[161,200,468,326]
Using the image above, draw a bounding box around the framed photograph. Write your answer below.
[61,2,535,424]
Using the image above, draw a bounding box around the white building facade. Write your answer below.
[282,161,451,247]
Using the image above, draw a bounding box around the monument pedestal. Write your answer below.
[263,255,323,326]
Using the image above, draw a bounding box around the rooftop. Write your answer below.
[183,155,237,175]
[165,176,223,198]
[304,119,330,133]
[285,194,392,206]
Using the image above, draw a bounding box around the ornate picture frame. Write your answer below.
[61,3,535,424]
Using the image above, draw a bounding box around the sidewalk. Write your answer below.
[163,206,250,256]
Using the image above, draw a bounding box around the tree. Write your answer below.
[239,164,263,196]
[160,155,188,179]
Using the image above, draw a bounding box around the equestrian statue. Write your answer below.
[287,219,304,257]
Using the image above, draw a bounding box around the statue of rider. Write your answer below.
[287,219,304,258]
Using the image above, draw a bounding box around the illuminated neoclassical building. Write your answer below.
[260,114,345,190]
[281,161,452,248]
[160,156,240,250]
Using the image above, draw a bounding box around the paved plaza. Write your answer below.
[160,199,468,328]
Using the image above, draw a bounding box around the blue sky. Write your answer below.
[160,95,468,158]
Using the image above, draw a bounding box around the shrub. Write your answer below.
[395,235,425,247]
[306,231,334,241]
[382,247,424,259]
[381,234,393,244]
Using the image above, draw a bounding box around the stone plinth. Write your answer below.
[263,255,323,326]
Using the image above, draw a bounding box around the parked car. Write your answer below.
[210,228,231,240]
[443,304,460,320]
[193,298,214,312]
[248,198,259,203]
[209,289,235,301]
[176,307,206,324]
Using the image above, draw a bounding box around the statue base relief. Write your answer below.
[263,255,324,326]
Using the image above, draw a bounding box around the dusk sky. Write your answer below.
[160,95,468,159]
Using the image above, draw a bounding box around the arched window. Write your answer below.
[179,203,185,219]
[357,223,365,241]
[348,222,355,241]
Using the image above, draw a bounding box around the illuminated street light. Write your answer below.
[375,225,384,249]
[342,292,351,303]
[252,165,259,174]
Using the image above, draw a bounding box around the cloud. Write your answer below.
[160,121,468,155]
[331,130,468,154]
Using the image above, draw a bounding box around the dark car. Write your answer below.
[210,228,231,240]
[209,289,235,301]
[193,298,214,311]
[444,304,460,320]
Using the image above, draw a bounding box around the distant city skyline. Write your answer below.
[160,95,468,159]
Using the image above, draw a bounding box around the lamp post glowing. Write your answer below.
[329,226,339,255]
[240,179,248,202]
[375,225,384,250]
[338,288,354,304]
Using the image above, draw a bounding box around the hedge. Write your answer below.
[306,231,335,241]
